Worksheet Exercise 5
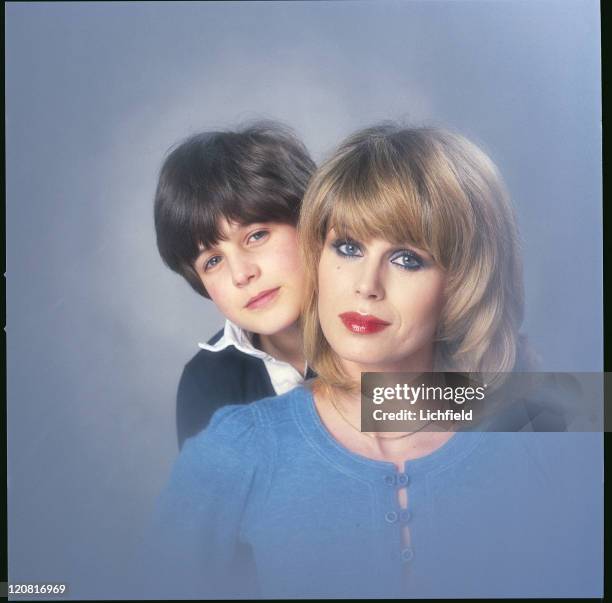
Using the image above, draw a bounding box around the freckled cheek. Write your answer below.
[326,257,353,285]
[318,261,347,302]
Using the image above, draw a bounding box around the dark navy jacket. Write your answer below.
[176,329,276,449]
[177,329,317,449]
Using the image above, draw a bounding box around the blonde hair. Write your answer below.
[298,125,524,390]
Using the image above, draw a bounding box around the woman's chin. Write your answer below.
[336,346,433,375]
[339,351,402,374]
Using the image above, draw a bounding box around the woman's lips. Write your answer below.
[339,312,390,334]
[246,287,280,310]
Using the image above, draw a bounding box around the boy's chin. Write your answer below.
[235,314,300,338]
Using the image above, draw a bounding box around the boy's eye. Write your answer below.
[203,255,222,272]
[247,230,269,243]
[390,250,424,271]
[332,239,363,258]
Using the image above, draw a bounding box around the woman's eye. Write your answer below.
[332,239,363,258]
[390,250,424,271]
[204,256,222,271]
[248,230,269,243]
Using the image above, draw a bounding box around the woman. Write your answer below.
[149,125,601,599]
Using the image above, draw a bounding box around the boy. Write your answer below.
[154,122,316,449]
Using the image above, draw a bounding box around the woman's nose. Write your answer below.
[355,262,384,300]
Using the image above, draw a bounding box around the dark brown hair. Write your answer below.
[154,121,315,297]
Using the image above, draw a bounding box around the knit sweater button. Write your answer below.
[385,511,398,524]
[399,509,412,523]
[397,473,410,486]
[384,475,396,486]
[401,547,414,563]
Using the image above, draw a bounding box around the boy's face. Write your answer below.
[195,219,305,336]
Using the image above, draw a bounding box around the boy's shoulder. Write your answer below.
[186,386,311,458]
[183,329,266,377]
[179,340,274,412]
[176,327,277,448]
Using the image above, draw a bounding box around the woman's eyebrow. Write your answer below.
[392,239,428,253]
[399,244,426,254]
[327,227,356,240]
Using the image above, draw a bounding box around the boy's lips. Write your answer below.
[245,287,281,310]
[339,312,390,334]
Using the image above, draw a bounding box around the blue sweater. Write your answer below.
[150,386,602,599]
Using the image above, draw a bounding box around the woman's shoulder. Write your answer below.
[185,402,260,454]
[162,386,313,511]
[246,385,313,429]
[164,404,264,499]
[185,386,311,452]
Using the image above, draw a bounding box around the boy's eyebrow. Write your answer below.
[196,242,216,255]
[195,220,271,256]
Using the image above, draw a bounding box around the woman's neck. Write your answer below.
[256,323,305,375]
[314,383,454,470]
[341,344,436,381]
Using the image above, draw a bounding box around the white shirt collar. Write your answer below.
[198,319,305,395]
[198,319,266,359]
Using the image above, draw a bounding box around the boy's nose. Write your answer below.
[231,258,260,287]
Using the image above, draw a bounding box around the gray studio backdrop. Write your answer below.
[6,1,601,598]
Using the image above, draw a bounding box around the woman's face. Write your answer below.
[318,228,446,374]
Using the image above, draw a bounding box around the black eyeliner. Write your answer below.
[331,237,362,258]
[389,249,425,271]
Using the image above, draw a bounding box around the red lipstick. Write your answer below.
[245,287,280,310]
[339,312,390,334]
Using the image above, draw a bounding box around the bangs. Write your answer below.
[189,195,297,254]
[313,130,486,272]
[323,153,435,257]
